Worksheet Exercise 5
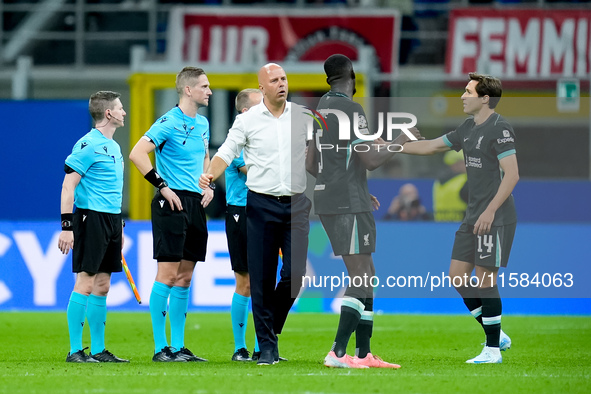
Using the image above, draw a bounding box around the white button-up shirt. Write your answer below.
[215,101,308,196]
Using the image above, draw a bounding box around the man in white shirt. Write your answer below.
[200,63,311,366]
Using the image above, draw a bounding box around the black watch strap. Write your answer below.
[61,213,74,231]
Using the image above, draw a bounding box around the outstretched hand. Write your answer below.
[408,127,424,141]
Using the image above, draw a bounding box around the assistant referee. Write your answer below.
[58,91,129,363]
[130,67,213,362]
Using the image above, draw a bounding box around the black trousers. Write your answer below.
[246,190,311,352]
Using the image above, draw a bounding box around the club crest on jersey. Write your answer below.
[503,130,510,137]
[357,114,369,134]
[476,136,484,150]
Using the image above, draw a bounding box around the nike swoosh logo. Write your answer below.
[479,254,491,259]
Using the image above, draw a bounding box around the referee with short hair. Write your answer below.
[130,67,213,362]
[58,91,129,363]
[200,63,311,366]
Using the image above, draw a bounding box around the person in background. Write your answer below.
[383,183,431,221]
[433,149,468,222]
[225,88,263,362]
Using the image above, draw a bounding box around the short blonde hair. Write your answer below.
[235,88,262,112]
[175,67,206,95]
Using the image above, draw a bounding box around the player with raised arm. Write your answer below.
[401,73,518,363]
[226,88,263,362]
[58,91,129,363]
[129,67,213,362]
[307,54,420,369]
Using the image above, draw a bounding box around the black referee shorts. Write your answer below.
[72,208,122,274]
[225,205,248,272]
[151,189,208,263]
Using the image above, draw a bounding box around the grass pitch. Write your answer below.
[0,312,589,393]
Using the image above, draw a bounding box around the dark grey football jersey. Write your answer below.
[443,113,517,226]
[313,92,372,215]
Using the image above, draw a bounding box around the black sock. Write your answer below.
[479,286,502,348]
[456,283,483,325]
[333,296,365,358]
[355,297,373,358]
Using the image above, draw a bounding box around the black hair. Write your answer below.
[324,54,355,86]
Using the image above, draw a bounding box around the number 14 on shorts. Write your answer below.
[477,234,493,258]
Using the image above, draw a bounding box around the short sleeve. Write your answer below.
[145,115,172,146]
[490,125,516,160]
[351,103,370,146]
[65,139,95,176]
[443,129,462,152]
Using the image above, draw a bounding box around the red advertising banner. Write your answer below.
[446,9,591,78]
[167,7,400,73]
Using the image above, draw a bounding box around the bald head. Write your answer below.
[258,63,288,109]
[257,63,283,84]
[400,183,419,199]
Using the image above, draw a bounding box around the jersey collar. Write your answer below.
[325,91,350,99]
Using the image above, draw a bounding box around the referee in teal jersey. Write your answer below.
[130,67,213,363]
[58,91,129,363]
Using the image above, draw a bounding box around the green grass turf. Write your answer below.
[0,312,589,393]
